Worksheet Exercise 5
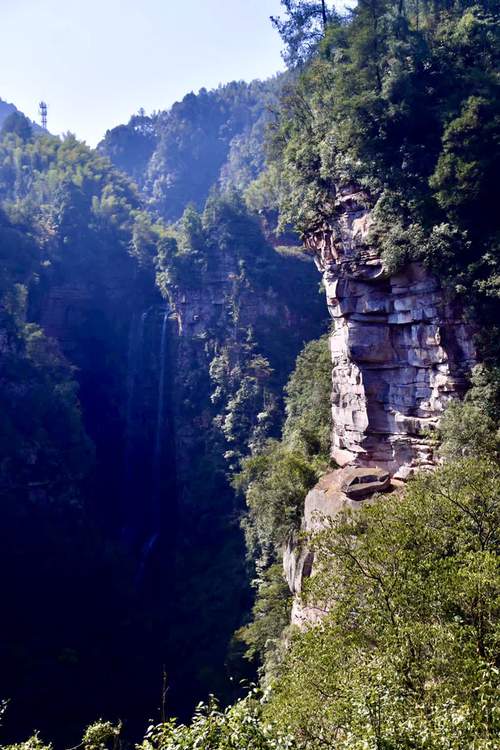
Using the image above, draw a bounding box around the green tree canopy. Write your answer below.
[268,458,500,749]
[1,111,33,142]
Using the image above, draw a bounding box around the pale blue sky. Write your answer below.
[0,0,286,146]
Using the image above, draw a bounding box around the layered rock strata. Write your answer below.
[305,189,476,479]
[286,188,477,623]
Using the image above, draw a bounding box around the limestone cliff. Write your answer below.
[164,242,324,496]
[285,187,477,622]
[150,228,326,703]
[306,187,476,478]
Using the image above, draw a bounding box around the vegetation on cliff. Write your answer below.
[1,0,499,746]
[234,335,331,674]
[266,0,500,366]
[152,188,325,706]
[267,457,499,749]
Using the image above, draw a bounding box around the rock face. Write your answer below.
[305,188,476,479]
[164,243,325,492]
[284,467,400,626]
[286,188,477,624]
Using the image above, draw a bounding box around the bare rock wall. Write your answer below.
[306,189,476,479]
[286,189,476,624]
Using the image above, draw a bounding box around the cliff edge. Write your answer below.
[286,187,477,623]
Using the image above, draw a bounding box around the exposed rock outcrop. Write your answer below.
[164,245,324,493]
[284,467,401,626]
[286,188,477,623]
[306,188,476,479]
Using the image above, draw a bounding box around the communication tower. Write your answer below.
[39,101,47,130]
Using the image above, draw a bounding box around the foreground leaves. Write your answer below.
[267,458,500,749]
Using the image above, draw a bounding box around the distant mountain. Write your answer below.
[99,76,287,222]
[0,97,45,134]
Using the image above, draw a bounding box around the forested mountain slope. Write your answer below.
[1,0,499,748]
[99,77,286,221]
[0,99,43,135]
[0,99,325,744]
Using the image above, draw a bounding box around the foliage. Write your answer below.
[0,128,161,272]
[99,111,157,186]
[0,320,93,499]
[267,458,500,749]
[269,0,500,353]
[82,721,122,750]
[244,164,283,214]
[234,335,331,671]
[1,696,294,750]
[0,112,33,142]
[237,443,319,566]
[282,335,331,456]
[271,0,340,67]
[235,335,331,562]
[1,737,51,750]
[0,204,92,504]
[211,342,279,470]
[138,690,294,750]
[439,364,500,460]
[0,720,121,750]
[234,563,292,675]
[100,78,285,221]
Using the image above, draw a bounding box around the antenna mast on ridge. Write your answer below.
[39,101,47,130]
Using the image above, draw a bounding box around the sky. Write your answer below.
[0,0,286,146]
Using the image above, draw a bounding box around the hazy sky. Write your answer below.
[0,0,286,146]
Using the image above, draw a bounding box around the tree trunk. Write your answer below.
[321,0,328,29]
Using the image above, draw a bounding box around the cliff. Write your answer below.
[286,187,477,622]
[308,188,477,477]
[143,201,327,709]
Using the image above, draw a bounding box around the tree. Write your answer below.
[1,111,33,141]
[271,0,339,67]
[267,458,500,748]
[138,690,295,750]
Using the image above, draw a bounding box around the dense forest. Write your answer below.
[0,69,325,742]
[98,77,286,220]
[1,0,499,749]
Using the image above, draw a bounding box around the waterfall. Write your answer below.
[154,310,169,479]
[122,310,148,545]
[137,309,169,583]
[124,310,147,459]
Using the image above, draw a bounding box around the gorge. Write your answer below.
[0,100,326,741]
[0,0,499,748]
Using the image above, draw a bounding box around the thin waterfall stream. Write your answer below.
[124,311,147,463]
[153,309,169,497]
[137,308,170,581]
[122,309,148,545]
